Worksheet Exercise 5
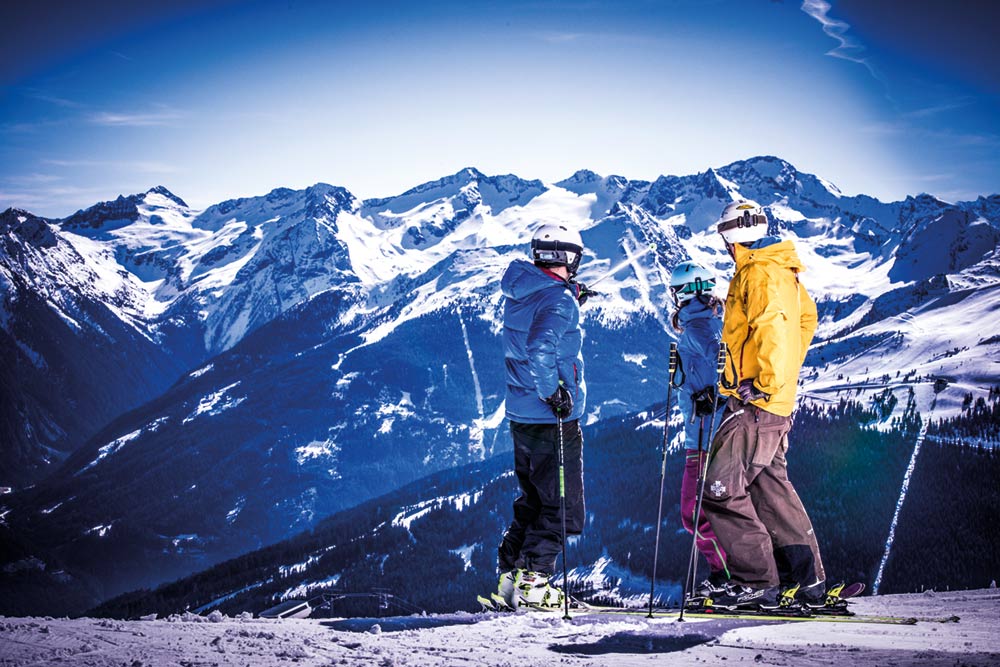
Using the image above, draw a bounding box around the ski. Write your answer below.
[672,608,919,625]
[474,597,922,625]
[587,604,921,625]
[684,581,866,617]
[476,580,931,626]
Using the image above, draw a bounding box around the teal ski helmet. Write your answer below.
[669,261,717,307]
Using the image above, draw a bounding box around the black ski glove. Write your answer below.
[692,384,719,417]
[574,282,600,306]
[737,378,769,404]
[544,383,574,418]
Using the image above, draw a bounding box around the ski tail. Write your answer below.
[807,581,866,615]
[830,582,865,600]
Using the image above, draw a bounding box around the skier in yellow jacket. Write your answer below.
[699,199,826,612]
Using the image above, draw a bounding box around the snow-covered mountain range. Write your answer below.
[1,156,998,613]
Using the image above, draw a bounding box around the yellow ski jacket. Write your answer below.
[719,239,817,417]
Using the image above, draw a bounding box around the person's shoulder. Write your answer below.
[736,260,771,282]
[682,316,719,342]
[538,282,576,308]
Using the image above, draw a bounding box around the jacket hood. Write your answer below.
[502,259,567,300]
[677,296,719,325]
[733,239,806,273]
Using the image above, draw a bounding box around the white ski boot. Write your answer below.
[514,570,564,609]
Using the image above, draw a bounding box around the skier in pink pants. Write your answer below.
[669,261,729,597]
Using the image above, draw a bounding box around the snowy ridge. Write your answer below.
[77,417,169,473]
[392,489,484,532]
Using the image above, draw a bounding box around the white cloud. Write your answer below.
[89,109,185,127]
[800,0,876,77]
[24,90,85,109]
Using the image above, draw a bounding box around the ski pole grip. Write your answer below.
[716,343,728,373]
[668,342,678,373]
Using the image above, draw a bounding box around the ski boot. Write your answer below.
[709,582,780,611]
[759,584,807,614]
[709,582,807,615]
[685,572,728,610]
[514,570,564,610]
[484,570,517,610]
[693,571,729,599]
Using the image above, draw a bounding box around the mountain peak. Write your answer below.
[720,155,797,179]
[1,206,33,222]
[59,186,189,232]
[907,192,947,205]
[697,168,734,199]
[61,193,141,231]
[304,182,357,214]
[558,169,603,185]
[457,166,486,181]
[0,207,58,247]
[145,186,188,208]
[363,168,489,209]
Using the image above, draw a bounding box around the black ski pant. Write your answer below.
[498,419,584,576]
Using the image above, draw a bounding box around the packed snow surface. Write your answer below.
[0,589,995,666]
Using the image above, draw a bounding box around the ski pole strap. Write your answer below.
[668,342,686,388]
[715,343,728,373]
[719,342,738,390]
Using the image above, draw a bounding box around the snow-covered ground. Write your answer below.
[1,589,996,666]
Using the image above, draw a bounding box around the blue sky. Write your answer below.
[1,0,997,217]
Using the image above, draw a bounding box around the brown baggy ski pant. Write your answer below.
[700,397,826,589]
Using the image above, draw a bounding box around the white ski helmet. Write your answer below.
[531,224,584,276]
[669,261,717,306]
[716,200,768,245]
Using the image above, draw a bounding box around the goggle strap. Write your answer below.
[718,212,767,233]
[671,277,715,295]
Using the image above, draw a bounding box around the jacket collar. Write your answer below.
[733,239,806,273]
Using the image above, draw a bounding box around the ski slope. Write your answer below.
[0,588,995,666]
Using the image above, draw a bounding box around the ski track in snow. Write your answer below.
[0,589,996,667]
[457,307,487,458]
[622,231,673,339]
[873,416,930,595]
[456,308,484,419]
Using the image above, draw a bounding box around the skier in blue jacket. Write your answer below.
[495,224,590,609]
[669,261,730,601]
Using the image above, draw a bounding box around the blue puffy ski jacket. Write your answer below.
[676,298,724,449]
[502,259,586,424]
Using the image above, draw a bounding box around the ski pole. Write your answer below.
[581,243,657,290]
[680,342,729,622]
[648,341,680,618]
[682,416,707,606]
[557,413,571,620]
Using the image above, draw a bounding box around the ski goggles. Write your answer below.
[531,240,583,274]
[669,277,715,305]
[717,210,768,234]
